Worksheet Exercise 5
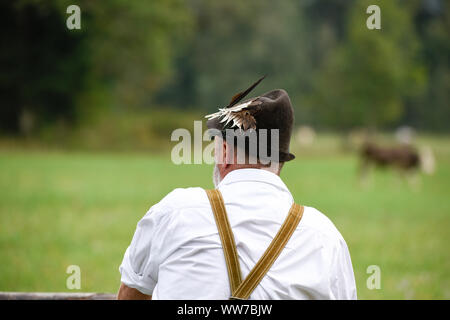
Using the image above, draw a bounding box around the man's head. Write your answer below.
[206,78,296,187]
[212,135,284,187]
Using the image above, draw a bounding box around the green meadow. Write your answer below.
[0,135,449,299]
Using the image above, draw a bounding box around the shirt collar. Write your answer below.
[218,168,290,193]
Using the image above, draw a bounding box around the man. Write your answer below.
[117,79,357,300]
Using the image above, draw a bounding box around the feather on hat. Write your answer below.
[205,76,265,131]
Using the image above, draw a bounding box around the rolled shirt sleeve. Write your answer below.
[119,202,174,295]
[119,246,156,295]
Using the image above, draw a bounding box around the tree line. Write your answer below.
[0,0,448,135]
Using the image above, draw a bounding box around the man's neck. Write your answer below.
[220,164,280,181]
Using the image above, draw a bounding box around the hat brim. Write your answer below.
[279,152,295,162]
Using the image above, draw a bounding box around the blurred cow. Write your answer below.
[359,142,435,186]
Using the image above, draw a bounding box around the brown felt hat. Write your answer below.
[205,77,295,162]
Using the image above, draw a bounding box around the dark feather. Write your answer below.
[227,75,266,108]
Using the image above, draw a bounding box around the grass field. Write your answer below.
[0,136,449,299]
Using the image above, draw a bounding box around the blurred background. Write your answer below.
[0,0,448,299]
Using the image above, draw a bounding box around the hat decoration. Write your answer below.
[205,76,266,131]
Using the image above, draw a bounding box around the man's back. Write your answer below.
[119,168,357,299]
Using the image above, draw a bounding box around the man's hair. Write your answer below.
[219,134,284,173]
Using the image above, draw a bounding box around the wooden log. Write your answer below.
[0,292,116,300]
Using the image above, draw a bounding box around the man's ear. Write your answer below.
[223,140,234,167]
[214,137,226,166]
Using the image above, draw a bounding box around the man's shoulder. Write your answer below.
[300,206,346,243]
[155,187,209,211]
[140,187,209,228]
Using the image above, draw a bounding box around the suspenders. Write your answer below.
[205,189,304,300]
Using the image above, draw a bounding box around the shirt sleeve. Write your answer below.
[329,237,358,300]
[119,203,173,295]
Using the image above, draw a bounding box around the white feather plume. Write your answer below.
[205,99,256,130]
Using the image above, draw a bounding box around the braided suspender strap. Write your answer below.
[205,189,304,300]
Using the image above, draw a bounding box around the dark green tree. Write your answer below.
[311,0,427,130]
[0,1,89,134]
[0,0,193,134]
[156,0,311,114]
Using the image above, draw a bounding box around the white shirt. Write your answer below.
[119,168,357,300]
